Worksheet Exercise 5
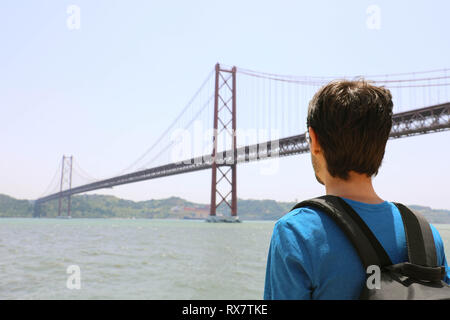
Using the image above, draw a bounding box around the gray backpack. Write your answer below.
[291,195,450,300]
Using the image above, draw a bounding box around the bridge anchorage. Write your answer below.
[33,64,450,220]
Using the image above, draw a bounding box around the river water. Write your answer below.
[0,218,449,300]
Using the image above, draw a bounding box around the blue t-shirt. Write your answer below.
[264,197,450,300]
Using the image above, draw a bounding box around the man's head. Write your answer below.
[306,79,393,185]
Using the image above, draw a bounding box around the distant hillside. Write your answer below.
[408,205,450,224]
[0,193,449,223]
[0,194,34,217]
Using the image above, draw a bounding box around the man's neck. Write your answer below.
[324,172,384,204]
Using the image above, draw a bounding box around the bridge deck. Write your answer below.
[35,102,450,204]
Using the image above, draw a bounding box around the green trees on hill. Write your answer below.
[1,193,449,223]
[33,195,198,219]
[0,194,33,217]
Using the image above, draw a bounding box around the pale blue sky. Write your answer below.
[1,1,450,209]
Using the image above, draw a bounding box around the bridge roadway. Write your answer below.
[35,102,450,204]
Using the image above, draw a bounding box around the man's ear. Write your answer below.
[309,127,321,155]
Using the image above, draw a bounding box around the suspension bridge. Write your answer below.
[33,63,450,220]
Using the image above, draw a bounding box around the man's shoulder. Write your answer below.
[274,199,399,242]
[277,205,322,224]
[274,204,339,239]
[277,198,400,225]
[271,202,367,270]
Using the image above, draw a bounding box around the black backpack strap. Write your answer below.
[291,195,392,270]
[393,203,438,267]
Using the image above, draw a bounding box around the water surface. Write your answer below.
[0,218,449,300]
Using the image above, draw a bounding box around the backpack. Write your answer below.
[291,195,450,300]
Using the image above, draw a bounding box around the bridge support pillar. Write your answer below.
[209,63,238,221]
[33,202,41,218]
[57,155,73,217]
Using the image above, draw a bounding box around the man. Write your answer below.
[263,79,450,300]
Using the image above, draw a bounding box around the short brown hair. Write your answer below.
[307,79,393,180]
